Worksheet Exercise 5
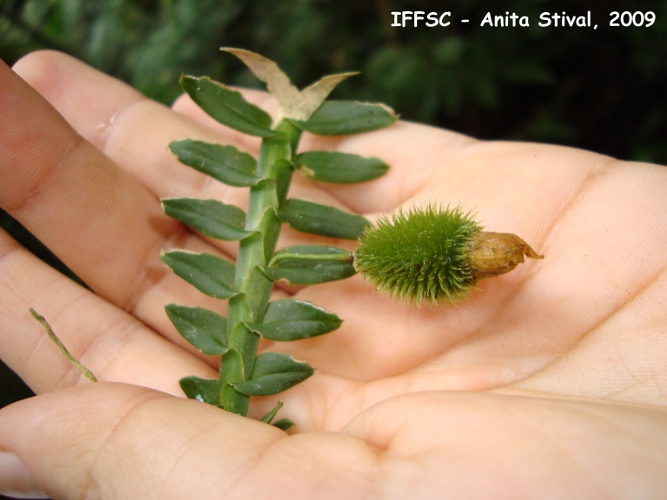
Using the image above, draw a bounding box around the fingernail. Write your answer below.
[0,451,49,499]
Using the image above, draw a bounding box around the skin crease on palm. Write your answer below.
[0,50,667,499]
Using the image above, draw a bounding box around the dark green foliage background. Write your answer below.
[1,0,666,406]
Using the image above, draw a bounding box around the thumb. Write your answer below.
[0,383,278,498]
[0,383,373,499]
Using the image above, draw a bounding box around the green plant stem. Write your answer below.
[219,119,302,415]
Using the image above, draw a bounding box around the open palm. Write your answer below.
[1,52,666,499]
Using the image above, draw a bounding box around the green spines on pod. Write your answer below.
[354,205,482,305]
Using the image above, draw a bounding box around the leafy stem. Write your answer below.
[219,119,301,415]
[161,49,397,427]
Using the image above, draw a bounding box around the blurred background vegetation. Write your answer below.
[1,0,666,408]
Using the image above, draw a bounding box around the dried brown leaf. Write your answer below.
[298,72,359,120]
[221,48,356,121]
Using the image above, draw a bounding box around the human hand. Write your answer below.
[1,51,666,499]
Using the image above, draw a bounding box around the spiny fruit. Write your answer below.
[353,205,543,305]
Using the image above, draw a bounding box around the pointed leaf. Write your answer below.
[294,151,388,184]
[162,198,251,241]
[227,321,260,378]
[260,401,284,424]
[180,75,276,137]
[261,245,355,285]
[278,199,370,240]
[165,304,227,355]
[169,139,261,187]
[272,418,294,431]
[179,376,220,405]
[231,352,314,396]
[291,100,398,135]
[221,347,245,382]
[247,299,341,341]
[161,250,237,299]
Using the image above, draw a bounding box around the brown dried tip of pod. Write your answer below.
[466,232,544,281]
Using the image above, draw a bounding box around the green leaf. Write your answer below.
[227,321,260,378]
[179,376,220,405]
[169,139,261,187]
[161,250,237,299]
[221,347,245,383]
[260,401,284,424]
[291,100,398,135]
[231,352,314,396]
[261,245,355,285]
[294,151,388,184]
[278,199,370,240]
[272,418,294,431]
[247,299,342,341]
[180,75,276,137]
[165,304,227,355]
[162,198,251,241]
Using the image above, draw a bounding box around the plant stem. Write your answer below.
[219,119,302,415]
[29,308,98,383]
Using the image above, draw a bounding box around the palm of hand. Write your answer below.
[1,52,666,498]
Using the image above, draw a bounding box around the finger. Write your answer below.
[0,383,377,499]
[0,228,216,396]
[11,52,350,220]
[2,385,666,499]
[8,52,367,258]
[0,55,235,335]
[20,49,473,218]
[11,51,255,214]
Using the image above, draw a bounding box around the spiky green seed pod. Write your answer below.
[354,205,543,306]
[354,205,481,305]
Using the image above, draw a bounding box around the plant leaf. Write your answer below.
[179,376,220,405]
[165,304,227,355]
[231,352,314,396]
[272,418,294,431]
[298,73,359,121]
[221,48,356,121]
[227,321,261,378]
[162,198,252,241]
[221,348,245,384]
[180,75,276,137]
[294,151,389,184]
[169,139,261,187]
[261,245,355,285]
[247,299,342,341]
[291,100,398,135]
[260,401,284,424]
[278,199,370,240]
[161,250,237,299]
